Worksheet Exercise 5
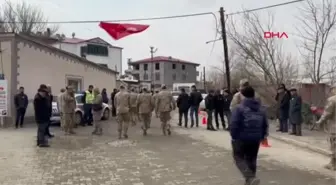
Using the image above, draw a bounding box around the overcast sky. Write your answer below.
[8,0,333,73]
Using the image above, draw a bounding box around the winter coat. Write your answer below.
[289,95,302,124]
[214,94,225,111]
[189,91,203,107]
[205,94,215,111]
[176,93,190,111]
[34,93,50,123]
[230,98,269,141]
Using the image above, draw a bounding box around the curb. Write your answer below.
[268,134,331,157]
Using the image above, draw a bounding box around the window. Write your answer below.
[172,64,176,69]
[155,72,160,80]
[172,73,176,80]
[182,64,186,70]
[133,74,140,80]
[143,73,149,80]
[144,64,148,71]
[155,63,160,70]
[134,64,140,70]
[67,78,82,93]
[182,74,187,80]
[86,44,109,56]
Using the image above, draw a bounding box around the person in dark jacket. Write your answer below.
[289,88,302,136]
[111,88,118,117]
[230,86,268,185]
[223,89,232,130]
[214,90,225,130]
[275,84,291,132]
[176,88,190,128]
[205,89,216,131]
[101,88,109,104]
[189,85,203,128]
[14,86,28,128]
[45,85,54,138]
[34,84,51,147]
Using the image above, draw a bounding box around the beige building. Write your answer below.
[0,33,118,125]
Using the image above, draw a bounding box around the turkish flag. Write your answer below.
[99,22,150,40]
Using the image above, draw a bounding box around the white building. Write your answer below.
[52,36,123,74]
[0,33,118,125]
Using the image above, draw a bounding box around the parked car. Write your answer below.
[50,93,110,125]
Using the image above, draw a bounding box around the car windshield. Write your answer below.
[75,95,83,104]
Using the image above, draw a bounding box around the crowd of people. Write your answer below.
[13,78,335,185]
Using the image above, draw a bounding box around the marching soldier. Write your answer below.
[150,90,159,128]
[155,85,176,135]
[129,88,138,126]
[58,88,66,129]
[62,85,76,135]
[316,91,336,171]
[137,88,154,135]
[114,85,131,139]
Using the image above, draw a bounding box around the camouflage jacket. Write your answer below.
[137,92,154,114]
[317,95,336,134]
[129,92,138,108]
[230,91,261,111]
[114,90,131,114]
[62,93,76,114]
[155,90,176,113]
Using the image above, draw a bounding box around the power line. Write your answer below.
[0,0,305,24]
[226,0,305,16]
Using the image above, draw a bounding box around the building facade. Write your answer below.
[52,37,123,74]
[128,56,199,89]
[0,33,118,125]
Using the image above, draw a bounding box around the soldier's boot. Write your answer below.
[123,134,128,139]
[167,124,171,136]
[141,126,147,136]
[69,130,76,135]
[92,127,98,135]
[324,159,336,171]
[118,131,122,139]
[97,128,103,135]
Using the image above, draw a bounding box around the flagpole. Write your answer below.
[150,46,157,92]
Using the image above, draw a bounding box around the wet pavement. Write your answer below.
[0,117,335,185]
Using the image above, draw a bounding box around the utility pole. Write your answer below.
[203,66,206,91]
[150,46,157,91]
[219,7,231,91]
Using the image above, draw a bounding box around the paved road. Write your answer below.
[0,117,335,185]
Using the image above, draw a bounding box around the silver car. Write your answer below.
[50,93,110,125]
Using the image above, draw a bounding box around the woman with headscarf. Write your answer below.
[92,88,104,135]
[101,88,109,104]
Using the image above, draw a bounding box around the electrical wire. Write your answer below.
[1,0,305,24]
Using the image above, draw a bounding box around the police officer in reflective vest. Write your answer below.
[82,85,94,126]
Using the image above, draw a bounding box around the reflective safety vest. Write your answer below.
[85,91,94,104]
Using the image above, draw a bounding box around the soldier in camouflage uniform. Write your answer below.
[137,88,154,135]
[61,86,76,135]
[114,85,131,139]
[150,90,159,128]
[155,85,176,135]
[316,93,336,171]
[129,88,138,126]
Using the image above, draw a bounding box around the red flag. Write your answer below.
[99,22,150,40]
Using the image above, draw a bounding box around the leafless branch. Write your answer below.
[297,0,336,84]
[0,1,59,34]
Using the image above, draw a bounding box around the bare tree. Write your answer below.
[297,0,336,84]
[226,12,298,87]
[0,1,58,34]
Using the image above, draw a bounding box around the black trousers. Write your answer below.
[15,108,26,127]
[83,104,93,125]
[279,118,288,132]
[232,140,260,181]
[178,109,188,126]
[206,110,215,129]
[214,109,225,128]
[291,123,302,136]
[37,122,49,145]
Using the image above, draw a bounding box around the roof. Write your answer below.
[1,33,119,74]
[60,37,123,49]
[131,56,200,66]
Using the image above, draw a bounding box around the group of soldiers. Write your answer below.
[114,84,176,139]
